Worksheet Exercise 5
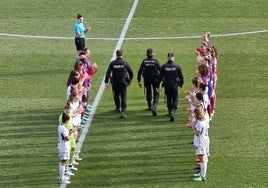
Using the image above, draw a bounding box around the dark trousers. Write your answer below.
[165,83,179,113]
[144,79,159,107]
[112,84,127,109]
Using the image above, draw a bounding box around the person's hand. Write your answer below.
[185,95,190,101]
[156,88,160,93]
[72,126,78,132]
[105,83,109,89]
[78,106,85,114]
[185,90,191,95]
[138,82,142,88]
[85,26,91,32]
[186,122,193,128]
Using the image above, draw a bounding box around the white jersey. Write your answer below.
[58,125,70,152]
[203,93,209,111]
[190,90,198,112]
[202,92,210,128]
[69,101,82,126]
[195,119,209,148]
[66,85,71,100]
[193,118,198,147]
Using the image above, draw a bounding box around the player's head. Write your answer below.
[79,52,87,62]
[146,48,154,57]
[82,47,90,57]
[199,82,207,92]
[202,32,210,41]
[167,52,175,61]
[194,107,205,121]
[195,92,204,102]
[116,50,123,57]
[191,77,200,89]
[62,112,70,123]
[64,104,71,115]
[77,13,83,22]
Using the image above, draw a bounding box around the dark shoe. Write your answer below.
[151,105,157,116]
[121,108,126,118]
[147,102,152,111]
[169,112,174,122]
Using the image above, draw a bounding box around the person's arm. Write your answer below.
[177,65,184,88]
[126,63,133,84]
[156,65,165,92]
[84,26,91,33]
[104,63,113,89]
[137,61,144,87]
[74,24,83,36]
[75,24,90,36]
[63,127,73,141]
[188,121,201,136]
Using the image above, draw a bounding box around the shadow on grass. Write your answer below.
[71,103,196,187]
[0,108,62,187]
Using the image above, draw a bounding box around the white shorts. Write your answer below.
[58,150,70,161]
[72,116,81,126]
[195,146,207,155]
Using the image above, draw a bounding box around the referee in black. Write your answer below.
[157,53,184,121]
[104,50,133,118]
[137,48,161,116]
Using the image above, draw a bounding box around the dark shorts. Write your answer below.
[75,38,85,51]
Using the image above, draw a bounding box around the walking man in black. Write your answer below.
[157,53,184,121]
[137,48,161,116]
[104,50,133,118]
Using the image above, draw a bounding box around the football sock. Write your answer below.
[200,161,208,178]
[59,163,65,181]
[69,150,75,165]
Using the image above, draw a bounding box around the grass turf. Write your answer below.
[0,0,268,187]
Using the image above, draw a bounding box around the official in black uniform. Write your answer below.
[137,48,161,116]
[104,50,133,118]
[157,53,184,121]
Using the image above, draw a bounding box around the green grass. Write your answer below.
[0,0,268,187]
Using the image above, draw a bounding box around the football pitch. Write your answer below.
[0,0,268,187]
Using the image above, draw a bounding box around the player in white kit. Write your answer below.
[58,112,74,184]
[187,107,209,181]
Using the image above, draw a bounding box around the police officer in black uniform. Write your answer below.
[104,50,133,118]
[157,52,184,121]
[137,48,161,116]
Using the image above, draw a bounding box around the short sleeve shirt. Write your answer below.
[74,22,85,38]
[58,125,70,152]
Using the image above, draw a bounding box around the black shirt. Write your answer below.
[158,60,184,87]
[137,57,161,82]
[105,57,133,85]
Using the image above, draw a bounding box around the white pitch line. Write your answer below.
[0,29,268,40]
[60,0,140,187]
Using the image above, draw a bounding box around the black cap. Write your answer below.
[116,50,123,56]
[167,53,174,57]
[147,48,154,54]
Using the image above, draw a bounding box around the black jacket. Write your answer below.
[157,60,184,88]
[137,57,161,82]
[105,58,133,86]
